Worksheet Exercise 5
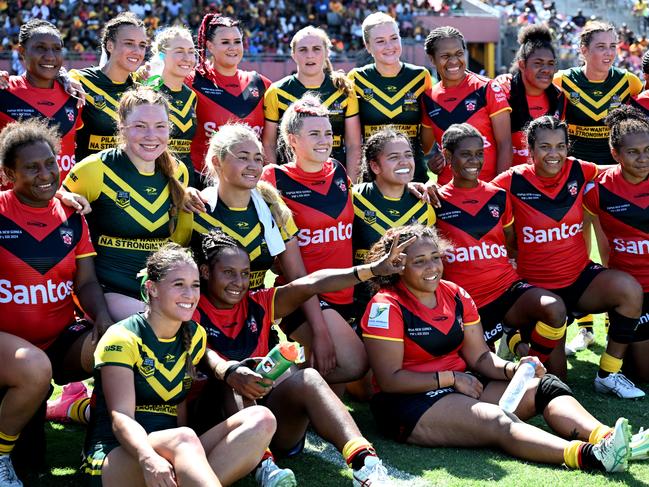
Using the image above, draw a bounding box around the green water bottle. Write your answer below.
[255,342,299,382]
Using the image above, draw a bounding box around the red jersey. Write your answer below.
[193,288,275,360]
[492,158,598,288]
[0,75,82,187]
[0,191,95,349]
[188,68,271,174]
[421,72,511,184]
[584,166,649,292]
[437,180,519,308]
[361,280,480,392]
[260,160,354,304]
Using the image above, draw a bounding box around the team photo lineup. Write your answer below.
[1,1,649,486]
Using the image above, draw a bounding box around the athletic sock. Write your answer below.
[564,440,604,470]
[68,397,91,425]
[507,331,523,356]
[0,430,18,455]
[529,320,566,363]
[342,437,376,470]
[588,424,613,444]
[598,352,623,378]
[604,313,610,334]
[575,314,594,333]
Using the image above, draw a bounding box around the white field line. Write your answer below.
[304,432,435,487]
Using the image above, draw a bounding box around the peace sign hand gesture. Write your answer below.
[370,235,417,277]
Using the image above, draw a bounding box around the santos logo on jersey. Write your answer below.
[445,243,508,263]
[0,279,74,304]
[613,238,649,255]
[522,222,583,243]
[297,222,352,246]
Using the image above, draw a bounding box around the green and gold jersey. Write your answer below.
[160,84,198,187]
[84,313,206,469]
[189,198,298,291]
[63,148,189,297]
[264,74,359,164]
[349,63,432,181]
[352,182,436,265]
[554,66,643,165]
[69,67,136,161]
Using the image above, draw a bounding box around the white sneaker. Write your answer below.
[352,456,393,486]
[593,417,631,472]
[254,459,296,487]
[0,455,23,487]
[594,373,646,399]
[630,427,649,461]
[565,328,595,355]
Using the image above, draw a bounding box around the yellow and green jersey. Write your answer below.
[63,148,189,297]
[349,63,432,181]
[83,314,205,478]
[554,66,642,165]
[264,74,358,164]
[189,198,298,291]
[69,67,136,161]
[160,84,198,187]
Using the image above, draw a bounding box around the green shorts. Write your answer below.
[81,442,118,486]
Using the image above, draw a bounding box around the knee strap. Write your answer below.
[535,374,574,414]
[607,309,639,344]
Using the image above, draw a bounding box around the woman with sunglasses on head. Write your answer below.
[63,86,190,323]
[82,242,276,487]
[263,26,362,181]
[420,26,512,185]
[69,12,148,162]
[436,123,567,367]
[349,12,433,183]
[261,94,368,384]
[0,119,112,486]
[361,223,637,472]
[492,116,646,399]
[189,13,271,186]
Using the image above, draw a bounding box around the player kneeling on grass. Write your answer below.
[82,243,276,487]
[0,119,113,487]
[189,228,402,486]
[361,224,647,472]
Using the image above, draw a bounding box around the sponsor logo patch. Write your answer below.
[367,302,391,329]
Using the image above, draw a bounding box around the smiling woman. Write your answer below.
[0,19,82,186]
[62,86,190,322]
[68,12,147,162]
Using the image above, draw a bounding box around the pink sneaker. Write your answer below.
[46,382,89,423]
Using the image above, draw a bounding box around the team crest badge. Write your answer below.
[610,95,621,109]
[59,227,74,246]
[364,210,376,225]
[139,356,156,377]
[569,92,580,105]
[465,99,477,112]
[65,107,75,121]
[248,316,258,333]
[362,88,373,101]
[249,87,260,98]
[93,95,106,110]
[116,191,130,208]
[567,180,578,197]
[488,204,500,218]
[335,178,347,192]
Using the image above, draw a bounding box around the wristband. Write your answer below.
[353,267,361,282]
[504,362,513,380]
[223,363,242,382]
[369,264,376,276]
[438,370,454,388]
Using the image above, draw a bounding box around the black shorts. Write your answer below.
[370,375,490,443]
[281,298,356,336]
[634,293,649,342]
[547,262,607,319]
[478,280,536,345]
[45,319,91,384]
[100,282,142,301]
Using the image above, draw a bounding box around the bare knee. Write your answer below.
[14,346,52,391]
[169,426,203,452]
[243,405,277,439]
[539,297,567,327]
[611,273,644,315]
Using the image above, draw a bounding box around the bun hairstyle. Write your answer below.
[513,24,556,70]
[605,105,649,152]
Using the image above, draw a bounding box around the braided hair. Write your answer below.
[360,127,412,182]
[196,14,241,76]
[525,115,569,152]
[19,19,61,47]
[144,243,199,379]
[424,26,466,57]
[101,12,145,61]
[279,93,330,163]
[441,123,483,154]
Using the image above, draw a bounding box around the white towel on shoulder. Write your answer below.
[201,185,286,256]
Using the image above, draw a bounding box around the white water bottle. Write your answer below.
[144,52,165,90]
[499,362,535,413]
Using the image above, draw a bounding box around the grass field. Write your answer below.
[19,318,649,487]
